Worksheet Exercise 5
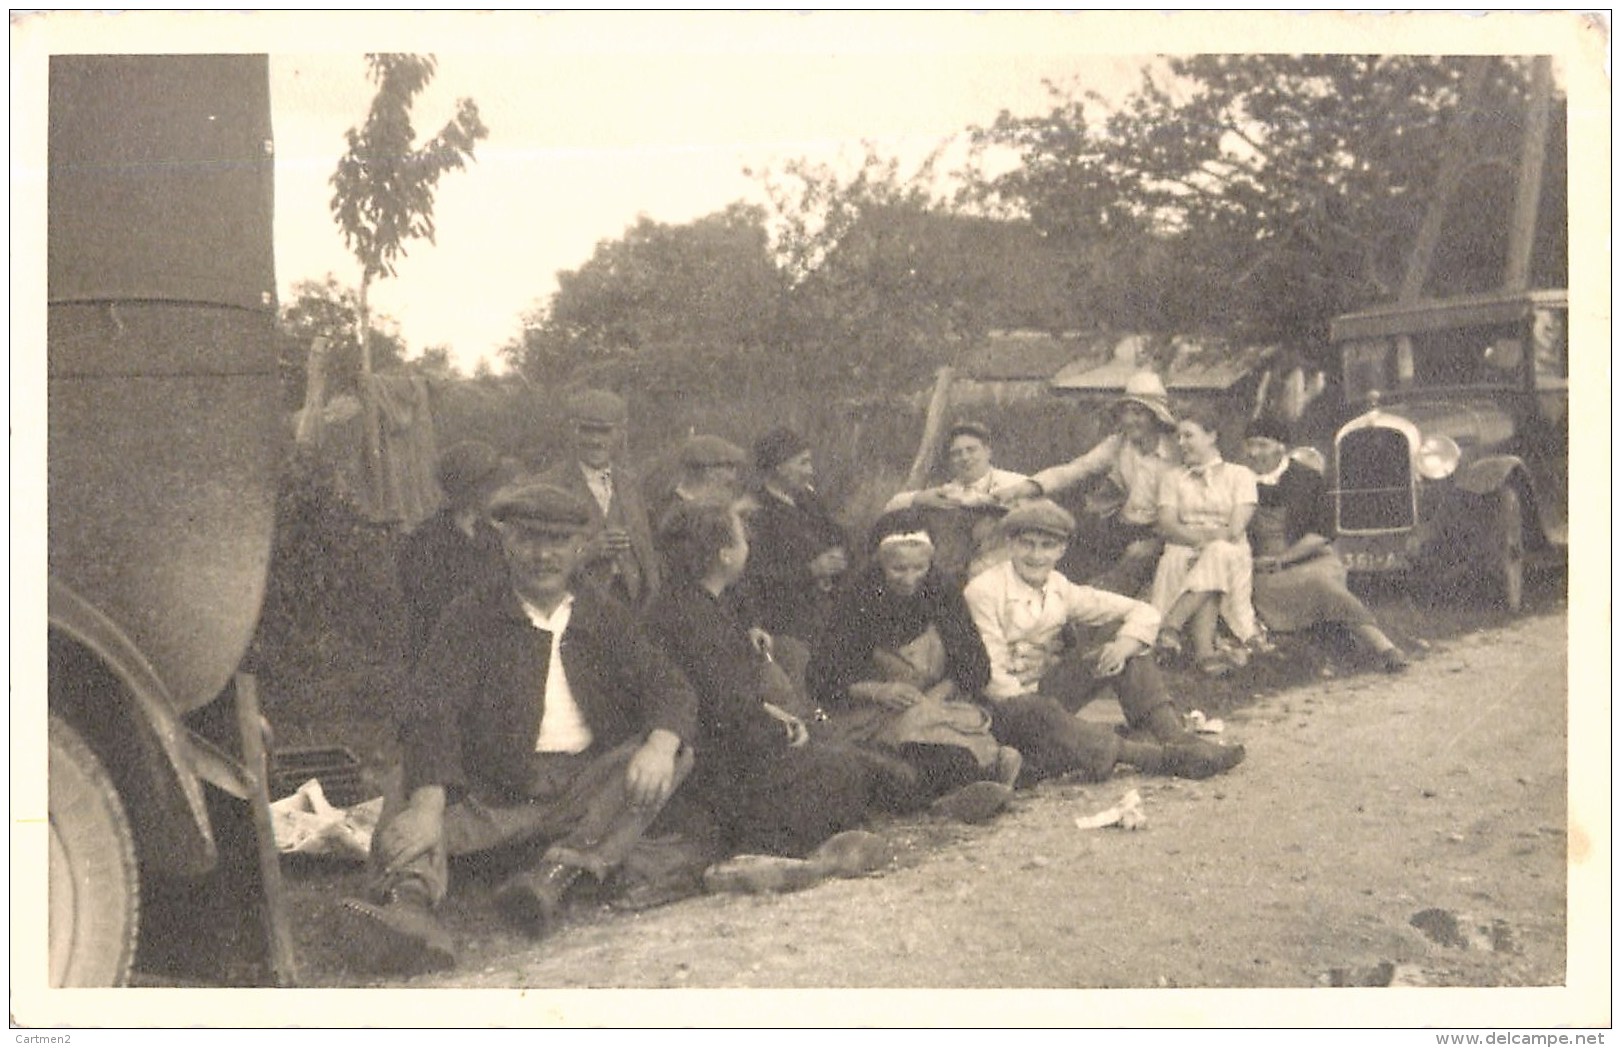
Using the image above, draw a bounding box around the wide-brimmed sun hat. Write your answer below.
[1113,371,1178,429]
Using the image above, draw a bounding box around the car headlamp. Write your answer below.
[1415,434,1461,480]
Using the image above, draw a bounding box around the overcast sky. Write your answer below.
[266,18,1156,374]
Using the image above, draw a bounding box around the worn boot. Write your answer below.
[1122,738,1246,780]
[1140,703,1193,744]
[336,882,456,975]
[493,860,584,939]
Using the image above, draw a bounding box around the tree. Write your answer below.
[968,55,1566,352]
[329,54,489,378]
[505,203,784,390]
[760,148,1009,389]
[276,275,407,408]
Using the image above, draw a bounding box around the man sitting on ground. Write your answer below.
[884,420,1031,582]
[963,499,1246,785]
[335,481,698,974]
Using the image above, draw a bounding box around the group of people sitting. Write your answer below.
[337,376,1405,975]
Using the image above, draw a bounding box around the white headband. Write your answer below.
[877,530,934,554]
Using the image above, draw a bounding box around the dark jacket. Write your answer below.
[738,486,847,640]
[642,577,787,800]
[396,509,507,661]
[806,565,991,709]
[538,458,661,607]
[399,579,697,802]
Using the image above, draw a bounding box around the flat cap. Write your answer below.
[754,427,808,473]
[679,434,748,469]
[1001,498,1076,540]
[435,440,506,499]
[946,420,992,445]
[487,480,593,532]
[566,388,628,427]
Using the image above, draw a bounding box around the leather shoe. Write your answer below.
[336,894,456,975]
[930,780,1014,823]
[494,861,582,939]
[1161,740,1246,780]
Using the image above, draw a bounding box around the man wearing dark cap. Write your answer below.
[963,499,1246,785]
[738,427,848,646]
[883,420,1032,581]
[538,388,661,609]
[396,440,514,662]
[336,480,698,974]
[647,433,750,537]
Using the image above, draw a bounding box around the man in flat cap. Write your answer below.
[647,433,751,539]
[336,480,698,974]
[963,499,1245,786]
[538,388,661,609]
[396,440,514,663]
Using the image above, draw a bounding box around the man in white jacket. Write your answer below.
[963,499,1245,784]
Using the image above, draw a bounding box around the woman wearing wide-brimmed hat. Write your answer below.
[993,370,1179,597]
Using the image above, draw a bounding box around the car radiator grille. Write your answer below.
[1336,427,1414,531]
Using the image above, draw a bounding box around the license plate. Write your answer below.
[1342,550,1405,572]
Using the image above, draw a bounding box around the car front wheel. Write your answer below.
[49,714,140,987]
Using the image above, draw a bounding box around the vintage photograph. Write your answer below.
[12,8,1609,1031]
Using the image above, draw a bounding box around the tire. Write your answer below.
[49,715,140,987]
[1494,487,1526,613]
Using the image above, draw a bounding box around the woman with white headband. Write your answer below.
[806,510,1023,818]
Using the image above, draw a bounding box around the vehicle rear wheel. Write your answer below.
[1494,487,1526,613]
[49,714,140,987]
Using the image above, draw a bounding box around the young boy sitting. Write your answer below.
[962,499,1246,784]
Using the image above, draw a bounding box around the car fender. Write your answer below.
[1454,455,1525,497]
[48,577,218,877]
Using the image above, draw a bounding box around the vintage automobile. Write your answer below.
[48,55,282,985]
[1327,289,1568,611]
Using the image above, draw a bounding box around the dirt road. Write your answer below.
[291,609,1586,1019]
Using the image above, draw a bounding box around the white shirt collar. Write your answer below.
[519,593,574,633]
[1255,458,1289,486]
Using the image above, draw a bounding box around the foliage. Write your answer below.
[246,446,407,699]
[329,54,490,284]
[329,53,488,375]
[505,203,784,391]
[504,149,1080,406]
[276,275,408,407]
[968,55,1567,354]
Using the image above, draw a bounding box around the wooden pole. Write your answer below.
[902,366,957,492]
[1503,56,1553,291]
[233,674,300,987]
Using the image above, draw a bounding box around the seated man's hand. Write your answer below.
[762,702,810,747]
[991,479,1040,505]
[875,682,925,710]
[625,729,682,809]
[375,786,446,871]
[1093,636,1144,678]
[578,530,616,563]
[912,487,957,510]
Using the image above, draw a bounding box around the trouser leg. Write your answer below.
[1111,654,1183,738]
[369,740,694,904]
[988,695,1121,783]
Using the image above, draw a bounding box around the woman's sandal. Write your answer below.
[1155,627,1184,664]
[1197,654,1234,677]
